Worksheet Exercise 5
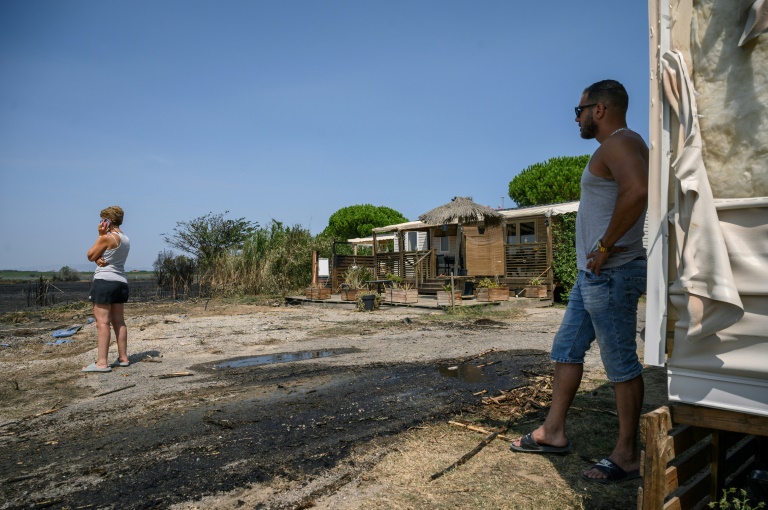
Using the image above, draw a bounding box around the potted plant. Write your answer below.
[476,277,509,302]
[384,273,418,304]
[524,276,548,298]
[356,290,382,311]
[305,282,331,300]
[341,266,372,301]
[436,283,462,307]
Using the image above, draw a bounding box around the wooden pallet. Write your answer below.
[639,404,768,510]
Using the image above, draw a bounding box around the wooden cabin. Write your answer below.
[361,201,580,296]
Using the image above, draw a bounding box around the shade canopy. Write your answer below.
[418,196,502,227]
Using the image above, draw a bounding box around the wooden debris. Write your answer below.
[448,420,512,442]
[430,418,512,481]
[95,384,136,397]
[153,372,193,379]
[479,375,554,419]
[472,389,487,396]
[31,405,64,419]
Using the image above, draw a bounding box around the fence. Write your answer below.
[7,278,207,313]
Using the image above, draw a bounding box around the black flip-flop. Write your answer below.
[509,432,572,455]
[582,458,641,484]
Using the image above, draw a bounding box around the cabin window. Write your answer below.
[506,221,536,244]
[440,236,450,252]
[407,231,418,251]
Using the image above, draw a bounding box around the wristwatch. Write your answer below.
[597,239,612,253]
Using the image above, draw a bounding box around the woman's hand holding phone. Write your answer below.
[98,219,111,236]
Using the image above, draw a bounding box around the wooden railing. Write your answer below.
[412,250,435,288]
[504,243,550,280]
[373,250,435,285]
[332,255,374,292]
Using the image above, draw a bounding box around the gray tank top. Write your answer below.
[575,162,646,271]
[94,232,131,283]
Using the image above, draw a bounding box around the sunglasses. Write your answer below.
[575,103,598,117]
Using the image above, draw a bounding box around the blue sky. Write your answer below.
[0,1,650,270]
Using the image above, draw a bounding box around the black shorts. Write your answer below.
[89,279,130,304]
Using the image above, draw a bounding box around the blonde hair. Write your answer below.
[100,206,124,226]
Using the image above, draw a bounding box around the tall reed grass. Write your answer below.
[203,221,331,296]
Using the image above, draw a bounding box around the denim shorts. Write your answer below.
[550,259,647,383]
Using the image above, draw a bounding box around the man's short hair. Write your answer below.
[584,80,628,114]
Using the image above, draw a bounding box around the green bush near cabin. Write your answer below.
[551,212,577,302]
[508,155,586,303]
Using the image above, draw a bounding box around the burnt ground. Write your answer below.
[0,348,550,509]
[0,280,162,315]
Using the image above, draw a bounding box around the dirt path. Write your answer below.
[0,300,655,509]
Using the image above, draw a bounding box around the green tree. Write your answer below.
[508,155,589,207]
[163,211,258,268]
[53,266,81,282]
[322,204,408,241]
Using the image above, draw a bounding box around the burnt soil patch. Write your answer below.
[1,349,549,509]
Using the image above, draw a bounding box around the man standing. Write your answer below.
[510,80,649,484]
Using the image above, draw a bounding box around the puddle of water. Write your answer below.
[437,364,486,383]
[215,349,352,369]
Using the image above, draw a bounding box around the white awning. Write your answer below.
[498,201,580,220]
[372,220,431,233]
[346,234,395,244]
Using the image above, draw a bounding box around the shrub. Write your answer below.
[154,250,196,294]
[162,211,258,269]
[476,277,502,288]
[205,220,328,296]
[551,212,577,302]
[53,266,81,282]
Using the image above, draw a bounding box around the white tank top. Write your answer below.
[94,232,131,283]
[575,163,646,271]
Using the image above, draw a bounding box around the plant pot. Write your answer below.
[476,287,509,302]
[305,287,331,300]
[386,288,418,304]
[523,285,548,298]
[436,290,462,307]
[341,288,359,301]
[361,294,376,311]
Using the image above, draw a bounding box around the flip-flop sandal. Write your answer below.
[509,432,572,455]
[110,359,130,367]
[582,458,641,484]
[82,362,112,373]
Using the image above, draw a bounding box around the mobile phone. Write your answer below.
[102,219,111,228]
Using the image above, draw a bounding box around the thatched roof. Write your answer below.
[418,196,502,227]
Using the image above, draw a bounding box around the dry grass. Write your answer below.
[318,365,669,510]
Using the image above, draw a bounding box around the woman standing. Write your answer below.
[83,206,131,372]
